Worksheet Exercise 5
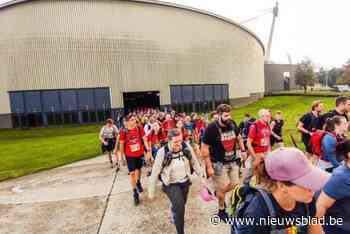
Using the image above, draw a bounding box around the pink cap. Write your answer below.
[265,147,330,191]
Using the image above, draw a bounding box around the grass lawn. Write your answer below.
[0,95,338,181]
[230,95,335,148]
[0,125,102,181]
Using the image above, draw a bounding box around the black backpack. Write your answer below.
[159,142,194,181]
[229,185,309,233]
[242,118,256,140]
[229,186,278,232]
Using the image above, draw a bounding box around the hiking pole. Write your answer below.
[290,134,301,150]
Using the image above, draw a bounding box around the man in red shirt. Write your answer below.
[243,109,272,185]
[194,115,206,144]
[162,113,176,139]
[120,113,152,206]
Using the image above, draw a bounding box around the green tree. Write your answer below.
[295,60,315,93]
[316,67,327,86]
[328,68,344,87]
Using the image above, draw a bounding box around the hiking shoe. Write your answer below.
[218,209,229,222]
[133,190,140,206]
[136,181,144,193]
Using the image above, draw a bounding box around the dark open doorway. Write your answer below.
[123,91,160,113]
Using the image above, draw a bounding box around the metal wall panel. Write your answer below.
[9,92,24,113]
[42,90,60,112]
[60,90,78,111]
[0,0,265,114]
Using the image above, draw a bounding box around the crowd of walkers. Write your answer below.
[98,96,350,234]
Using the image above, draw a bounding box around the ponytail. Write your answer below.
[324,116,345,132]
[255,160,277,191]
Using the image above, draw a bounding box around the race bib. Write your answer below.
[261,138,268,146]
[130,143,141,152]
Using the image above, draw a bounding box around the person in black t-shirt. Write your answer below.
[298,100,324,155]
[317,96,350,130]
[201,104,246,222]
[270,111,284,147]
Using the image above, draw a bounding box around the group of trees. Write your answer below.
[295,59,350,92]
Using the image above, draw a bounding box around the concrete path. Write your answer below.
[0,156,230,234]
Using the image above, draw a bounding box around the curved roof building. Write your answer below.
[0,0,265,128]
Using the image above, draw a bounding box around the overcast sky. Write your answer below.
[1,0,349,68]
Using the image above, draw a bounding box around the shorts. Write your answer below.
[126,155,144,172]
[212,161,240,191]
[101,138,116,153]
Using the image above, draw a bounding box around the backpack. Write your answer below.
[159,142,194,181]
[229,185,309,233]
[228,185,278,231]
[309,130,336,159]
[242,118,256,140]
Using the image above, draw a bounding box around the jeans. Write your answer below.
[162,180,191,234]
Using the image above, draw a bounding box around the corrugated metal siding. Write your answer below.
[0,0,264,114]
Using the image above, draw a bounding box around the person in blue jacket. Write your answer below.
[319,116,348,173]
[316,139,350,234]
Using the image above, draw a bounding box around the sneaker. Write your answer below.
[109,160,114,168]
[218,209,229,223]
[136,181,144,193]
[133,190,140,206]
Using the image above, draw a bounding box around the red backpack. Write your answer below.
[309,130,336,159]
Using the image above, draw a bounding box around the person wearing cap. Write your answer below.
[316,139,350,234]
[234,147,330,234]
